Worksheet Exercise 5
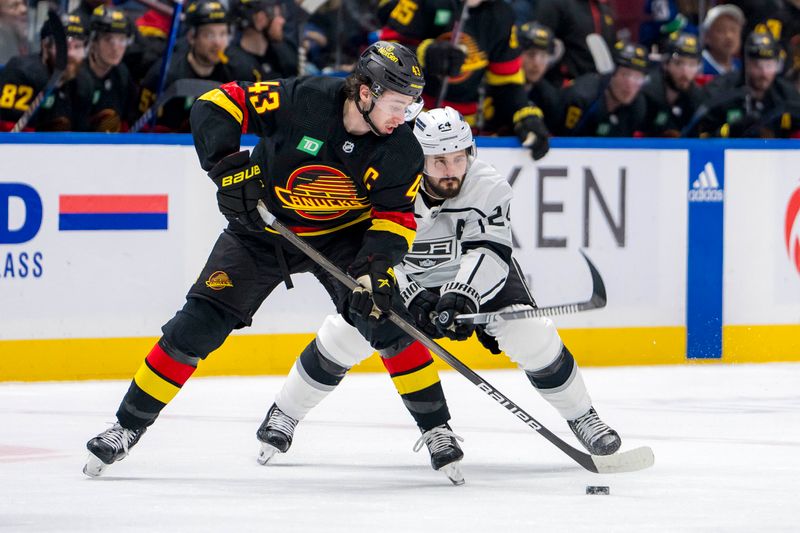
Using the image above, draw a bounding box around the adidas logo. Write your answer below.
[688,162,723,202]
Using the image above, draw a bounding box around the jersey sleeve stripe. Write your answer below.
[198,88,243,126]
[486,69,525,86]
[489,57,522,75]
[369,218,416,248]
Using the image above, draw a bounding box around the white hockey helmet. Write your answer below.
[413,107,475,156]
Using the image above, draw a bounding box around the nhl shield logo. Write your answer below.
[342,141,354,153]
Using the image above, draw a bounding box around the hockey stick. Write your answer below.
[434,0,470,108]
[11,10,67,133]
[147,0,185,130]
[130,78,220,132]
[455,250,606,325]
[256,200,654,474]
[586,33,615,75]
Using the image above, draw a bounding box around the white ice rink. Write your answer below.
[1,362,798,532]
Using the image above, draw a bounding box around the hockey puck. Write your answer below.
[586,485,610,495]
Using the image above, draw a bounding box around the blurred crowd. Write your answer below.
[1,0,799,138]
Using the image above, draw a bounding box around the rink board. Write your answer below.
[0,135,798,380]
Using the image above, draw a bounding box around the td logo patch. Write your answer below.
[297,136,323,156]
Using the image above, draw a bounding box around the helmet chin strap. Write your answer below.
[356,98,387,137]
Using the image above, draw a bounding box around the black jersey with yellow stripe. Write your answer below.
[380,0,528,130]
[190,75,423,266]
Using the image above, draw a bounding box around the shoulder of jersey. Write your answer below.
[457,159,510,202]
[3,55,47,81]
[384,123,423,157]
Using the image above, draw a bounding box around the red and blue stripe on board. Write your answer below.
[58,195,168,231]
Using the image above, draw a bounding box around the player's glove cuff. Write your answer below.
[440,281,480,312]
[400,281,426,307]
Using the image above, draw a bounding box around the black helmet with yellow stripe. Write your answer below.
[355,41,425,99]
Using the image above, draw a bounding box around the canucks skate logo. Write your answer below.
[786,184,800,276]
[688,162,723,202]
[405,238,455,269]
[205,271,233,290]
[274,164,369,221]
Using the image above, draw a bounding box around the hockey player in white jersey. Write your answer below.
[257,107,620,483]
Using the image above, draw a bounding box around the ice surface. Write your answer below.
[1,363,798,532]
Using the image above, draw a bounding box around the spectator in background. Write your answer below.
[302,0,377,73]
[535,0,617,86]
[699,30,800,138]
[124,4,171,86]
[700,4,744,79]
[229,0,297,80]
[137,0,242,132]
[641,31,704,136]
[0,0,29,65]
[518,20,563,130]
[82,5,137,132]
[378,0,550,160]
[0,13,92,131]
[558,40,649,136]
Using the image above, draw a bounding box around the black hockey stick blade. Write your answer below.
[256,201,653,474]
[11,10,66,133]
[456,250,607,324]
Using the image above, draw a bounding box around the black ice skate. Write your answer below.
[256,403,298,465]
[414,424,465,485]
[83,422,147,477]
[568,407,621,456]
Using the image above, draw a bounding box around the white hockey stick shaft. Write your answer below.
[456,250,606,325]
[256,200,653,474]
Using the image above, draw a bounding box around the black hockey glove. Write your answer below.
[402,283,441,339]
[347,255,396,320]
[418,39,466,78]
[513,106,550,161]
[435,281,480,341]
[208,150,266,232]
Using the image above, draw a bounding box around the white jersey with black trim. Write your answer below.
[396,158,513,304]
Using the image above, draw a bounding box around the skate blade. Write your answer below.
[83,453,109,478]
[440,461,465,486]
[257,442,280,465]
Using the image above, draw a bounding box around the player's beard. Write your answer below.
[424,174,463,199]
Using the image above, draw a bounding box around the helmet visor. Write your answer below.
[372,94,424,122]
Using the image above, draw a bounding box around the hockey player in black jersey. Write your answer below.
[558,40,650,137]
[641,32,704,138]
[81,6,137,132]
[227,0,297,80]
[0,13,92,131]
[259,107,622,485]
[137,0,252,132]
[378,0,551,161]
[83,42,451,479]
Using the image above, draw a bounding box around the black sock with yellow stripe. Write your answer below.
[382,341,450,431]
[116,339,199,430]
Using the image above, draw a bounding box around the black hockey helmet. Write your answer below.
[665,32,700,59]
[90,5,132,36]
[613,40,649,72]
[518,21,555,54]
[231,0,280,27]
[41,13,88,41]
[744,30,780,60]
[185,0,230,28]
[355,41,425,99]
